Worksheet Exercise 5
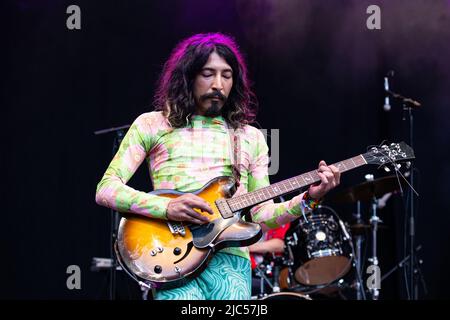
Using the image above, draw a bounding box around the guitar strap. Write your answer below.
[226,123,254,222]
[225,123,241,185]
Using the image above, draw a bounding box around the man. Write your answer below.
[95,33,340,300]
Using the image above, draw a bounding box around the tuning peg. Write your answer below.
[383,166,391,172]
[405,161,411,169]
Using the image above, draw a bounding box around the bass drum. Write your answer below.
[259,292,312,300]
[284,205,353,287]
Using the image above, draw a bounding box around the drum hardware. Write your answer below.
[352,200,366,300]
[367,193,382,300]
[326,173,413,299]
[259,292,312,300]
[254,263,275,297]
[253,254,287,298]
[369,245,427,297]
[271,256,284,293]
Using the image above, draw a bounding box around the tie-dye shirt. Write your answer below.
[95,111,313,259]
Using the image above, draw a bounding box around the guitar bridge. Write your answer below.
[167,221,186,236]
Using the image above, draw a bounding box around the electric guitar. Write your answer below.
[115,142,415,289]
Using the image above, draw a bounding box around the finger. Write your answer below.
[329,165,341,185]
[184,207,210,223]
[185,214,207,225]
[317,172,329,185]
[319,165,330,173]
[319,160,327,168]
[328,166,340,186]
[323,171,334,179]
[186,194,214,214]
[323,171,335,188]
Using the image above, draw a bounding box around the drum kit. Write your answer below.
[253,174,407,300]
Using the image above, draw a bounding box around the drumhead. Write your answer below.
[295,256,351,285]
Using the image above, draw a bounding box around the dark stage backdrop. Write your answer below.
[3,0,450,299]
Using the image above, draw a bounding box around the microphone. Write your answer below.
[383,70,421,110]
[383,77,391,111]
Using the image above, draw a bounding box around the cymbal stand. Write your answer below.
[368,195,382,300]
[365,245,427,298]
[271,256,283,293]
[353,200,363,300]
[254,264,274,297]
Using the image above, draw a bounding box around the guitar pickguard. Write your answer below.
[191,214,241,249]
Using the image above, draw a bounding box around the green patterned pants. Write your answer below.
[154,252,251,300]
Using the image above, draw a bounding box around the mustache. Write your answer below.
[200,91,227,102]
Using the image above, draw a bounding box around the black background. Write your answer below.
[3,0,450,299]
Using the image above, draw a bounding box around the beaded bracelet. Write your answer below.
[302,192,321,210]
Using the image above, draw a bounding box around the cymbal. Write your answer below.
[350,223,371,231]
[328,175,407,204]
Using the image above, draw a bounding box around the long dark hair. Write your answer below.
[154,33,257,129]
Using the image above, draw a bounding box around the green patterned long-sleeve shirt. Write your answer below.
[96,111,312,259]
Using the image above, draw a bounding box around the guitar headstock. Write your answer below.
[362,142,415,167]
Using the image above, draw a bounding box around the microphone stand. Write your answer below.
[385,78,422,299]
[94,124,130,300]
[404,103,418,300]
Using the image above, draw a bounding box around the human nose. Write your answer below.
[211,74,223,91]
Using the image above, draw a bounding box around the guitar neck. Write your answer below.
[227,154,367,212]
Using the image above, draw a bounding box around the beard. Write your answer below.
[204,100,222,117]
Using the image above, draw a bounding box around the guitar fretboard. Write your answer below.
[226,155,367,212]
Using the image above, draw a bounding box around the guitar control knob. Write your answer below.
[173,247,182,255]
[154,265,162,274]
